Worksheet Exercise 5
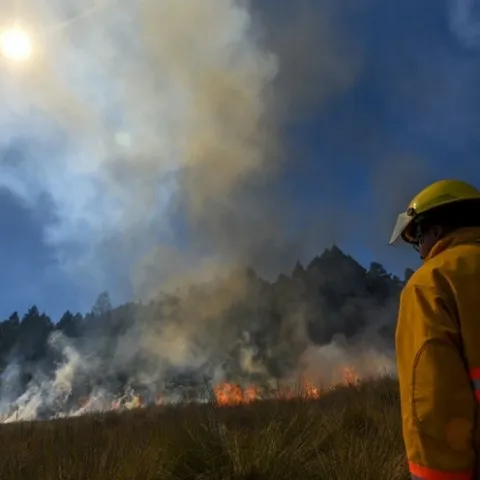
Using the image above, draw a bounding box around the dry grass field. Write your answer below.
[0,376,408,480]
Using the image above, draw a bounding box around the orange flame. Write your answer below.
[214,383,258,406]
[213,366,360,406]
[69,366,361,413]
[303,382,320,399]
[341,366,360,385]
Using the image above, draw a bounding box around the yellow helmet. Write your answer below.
[389,179,480,245]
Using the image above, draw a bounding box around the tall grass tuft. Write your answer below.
[0,376,408,480]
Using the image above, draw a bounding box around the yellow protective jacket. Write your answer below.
[396,226,480,480]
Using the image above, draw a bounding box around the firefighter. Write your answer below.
[389,179,480,480]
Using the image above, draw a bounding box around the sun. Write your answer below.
[0,26,32,62]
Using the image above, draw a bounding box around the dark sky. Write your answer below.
[1,0,479,320]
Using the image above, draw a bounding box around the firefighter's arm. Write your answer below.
[396,283,476,480]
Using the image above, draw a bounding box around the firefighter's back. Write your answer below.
[419,226,480,471]
[427,230,480,368]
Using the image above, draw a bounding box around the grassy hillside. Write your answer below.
[0,376,408,480]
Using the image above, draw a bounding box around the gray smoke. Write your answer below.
[7,0,465,421]
[1,0,281,295]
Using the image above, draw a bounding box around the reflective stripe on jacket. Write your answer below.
[396,227,480,480]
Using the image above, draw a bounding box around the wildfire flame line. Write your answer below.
[213,366,360,406]
[0,367,361,421]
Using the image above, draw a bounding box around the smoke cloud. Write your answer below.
[1,0,279,295]
[5,0,475,422]
[0,0,371,302]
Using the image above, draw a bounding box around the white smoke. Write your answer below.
[0,332,126,423]
[0,0,278,296]
[0,332,80,422]
[0,331,397,423]
[0,0,401,422]
[299,336,396,387]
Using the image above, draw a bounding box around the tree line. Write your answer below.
[0,246,413,405]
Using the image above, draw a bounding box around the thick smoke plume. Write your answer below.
[1,0,284,294]
[0,247,400,423]
[0,0,410,422]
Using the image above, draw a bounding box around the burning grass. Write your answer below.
[0,376,408,480]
